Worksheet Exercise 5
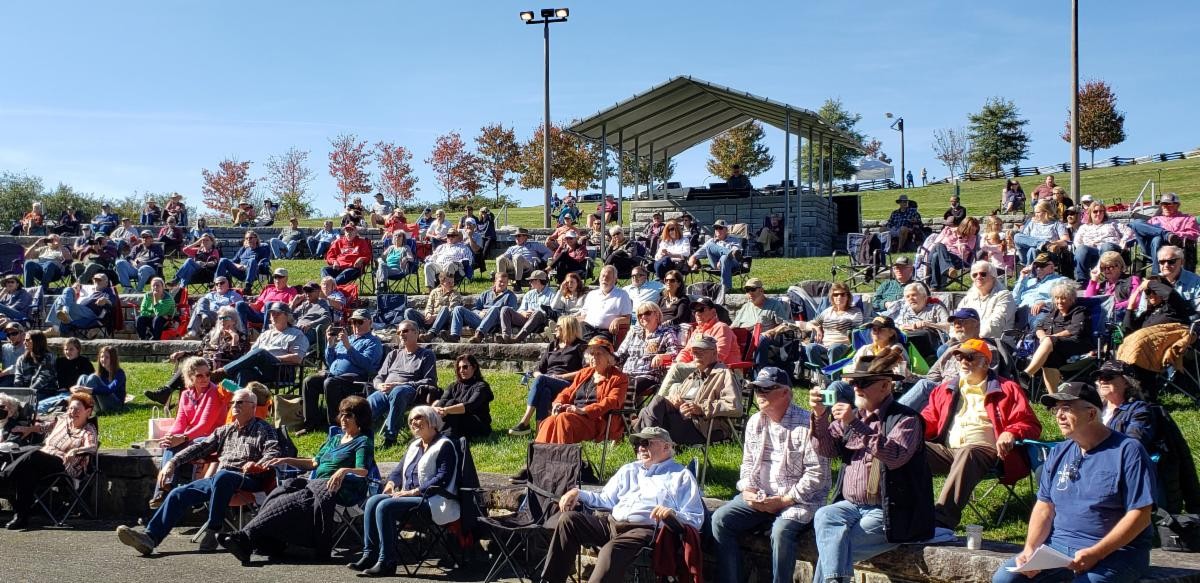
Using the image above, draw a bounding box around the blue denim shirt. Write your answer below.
[326,333,384,378]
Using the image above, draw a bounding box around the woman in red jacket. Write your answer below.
[535,337,628,445]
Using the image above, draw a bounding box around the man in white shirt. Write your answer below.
[422,229,473,290]
[580,264,633,345]
[622,266,664,308]
[540,426,705,583]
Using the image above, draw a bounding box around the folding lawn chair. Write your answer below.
[831,232,889,290]
[395,436,484,576]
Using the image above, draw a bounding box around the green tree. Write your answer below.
[0,173,44,224]
[707,121,774,180]
[968,97,1031,174]
[618,151,675,190]
[1061,79,1127,168]
[516,124,594,193]
[799,99,867,181]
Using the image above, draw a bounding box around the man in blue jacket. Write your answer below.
[215,230,272,294]
[300,308,383,432]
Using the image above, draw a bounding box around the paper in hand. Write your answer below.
[1006,544,1073,573]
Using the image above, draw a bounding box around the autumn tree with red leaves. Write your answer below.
[374,142,419,207]
[1062,79,1127,168]
[475,123,521,207]
[426,131,482,206]
[328,133,373,207]
[201,158,257,220]
[263,147,315,218]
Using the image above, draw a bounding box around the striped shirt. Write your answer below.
[811,396,922,506]
[738,404,831,523]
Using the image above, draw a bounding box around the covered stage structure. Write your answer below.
[566,76,864,257]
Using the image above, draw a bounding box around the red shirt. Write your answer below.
[325,236,372,269]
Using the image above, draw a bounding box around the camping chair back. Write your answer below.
[527,442,582,519]
[0,387,38,423]
[0,243,24,276]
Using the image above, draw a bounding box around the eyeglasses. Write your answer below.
[743,287,761,293]
[970,272,989,278]
[849,378,888,390]
[664,278,680,283]
[456,364,473,370]
[349,318,365,324]
[218,316,233,321]
[1159,258,1181,266]
[1100,264,1118,271]
[337,411,353,418]
[953,353,981,362]
[636,312,655,319]
[273,274,287,279]
[632,272,647,278]
[1096,373,1119,382]
[830,292,848,297]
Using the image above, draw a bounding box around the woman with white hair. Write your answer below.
[375,230,415,293]
[957,260,1016,339]
[1014,200,1070,265]
[349,405,459,577]
[0,393,29,444]
[1023,280,1091,393]
[893,282,950,362]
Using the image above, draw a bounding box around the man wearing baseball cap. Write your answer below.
[91,203,120,235]
[321,222,371,286]
[897,307,998,412]
[540,425,704,583]
[1131,192,1198,273]
[291,281,334,343]
[422,227,474,291]
[919,338,1040,533]
[686,219,743,293]
[547,229,588,284]
[215,302,309,387]
[731,277,789,330]
[635,335,740,445]
[497,269,555,342]
[871,256,916,315]
[993,381,1155,583]
[113,229,164,292]
[300,308,383,431]
[710,366,830,583]
[676,296,738,365]
[1013,252,1065,327]
[809,350,933,582]
[234,267,299,327]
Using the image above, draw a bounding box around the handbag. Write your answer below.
[273,393,305,432]
[147,406,174,441]
[1157,509,1200,552]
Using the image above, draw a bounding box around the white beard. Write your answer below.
[854,396,869,410]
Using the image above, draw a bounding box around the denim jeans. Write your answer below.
[145,469,267,544]
[78,373,122,412]
[306,237,331,259]
[48,286,100,333]
[235,301,264,327]
[454,306,501,336]
[805,343,852,368]
[367,383,417,440]
[321,265,362,286]
[527,375,571,422]
[23,260,62,293]
[187,297,225,335]
[361,494,423,565]
[0,303,25,323]
[1074,242,1121,281]
[172,258,213,286]
[700,241,738,290]
[812,501,898,583]
[992,541,1149,583]
[214,258,269,290]
[427,307,454,335]
[925,244,968,290]
[653,257,685,280]
[269,238,300,259]
[1013,233,1048,265]
[898,378,937,413]
[114,260,157,292]
[711,494,810,583]
[402,307,429,330]
[221,347,281,386]
[1130,220,1169,274]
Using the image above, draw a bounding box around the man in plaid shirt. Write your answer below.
[886,194,923,251]
[709,367,831,583]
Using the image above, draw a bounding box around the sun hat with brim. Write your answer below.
[749,367,791,391]
[628,426,675,446]
[840,354,905,382]
[1032,252,1053,266]
[1040,381,1103,410]
[1,274,19,285]
[586,337,615,354]
[896,194,911,203]
[866,315,899,334]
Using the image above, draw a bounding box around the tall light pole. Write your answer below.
[886,112,905,188]
[520,8,569,228]
[1069,0,1080,204]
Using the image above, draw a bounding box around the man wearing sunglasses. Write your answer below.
[676,297,737,365]
[117,388,279,555]
[234,267,298,327]
[183,276,243,340]
[1013,252,1065,329]
[1150,245,1200,314]
[1130,192,1198,274]
[540,426,704,583]
[918,339,1040,536]
[810,352,933,583]
[957,260,1016,339]
[215,230,271,295]
[301,308,383,433]
[321,223,372,286]
[710,367,830,583]
[993,382,1155,583]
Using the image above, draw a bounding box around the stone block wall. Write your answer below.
[627,194,837,257]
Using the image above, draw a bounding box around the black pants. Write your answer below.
[0,450,65,513]
[136,315,170,340]
[302,372,364,429]
[542,511,655,583]
[635,395,710,445]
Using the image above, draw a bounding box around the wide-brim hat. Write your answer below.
[896,194,911,203]
[840,353,905,382]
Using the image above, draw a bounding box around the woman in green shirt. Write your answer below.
[218,395,375,564]
[135,277,175,340]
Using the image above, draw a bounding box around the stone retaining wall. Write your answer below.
[628,194,838,257]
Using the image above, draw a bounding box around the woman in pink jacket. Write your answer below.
[148,356,231,509]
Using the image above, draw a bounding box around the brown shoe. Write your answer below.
[467,333,484,344]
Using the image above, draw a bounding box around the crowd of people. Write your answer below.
[0,187,1196,583]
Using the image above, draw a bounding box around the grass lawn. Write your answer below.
[101,362,1200,543]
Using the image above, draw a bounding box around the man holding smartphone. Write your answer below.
[300,309,383,432]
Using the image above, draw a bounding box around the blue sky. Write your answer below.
[1,1,1197,215]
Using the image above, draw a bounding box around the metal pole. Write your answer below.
[828,137,836,198]
[1070,0,1081,204]
[541,19,553,229]
[899,119,906,189]
[807,129,814,192]
[600,124,608,264]
[783,109,791,258]
[817,134,825,197]
[647,141,654,215]
[617,129,624,211]
[795,131,802,258]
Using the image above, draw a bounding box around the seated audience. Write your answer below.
[214,231,271,294]
[306,220,339,259]
[538,426,704,583]
[546,214,578,250]
[658,270,692,327]
[0,274,33,326]
[22,234,71,294]
[497,269,555,342]
[116,388,278,555]
[11,201,45,236]
[301,309,383,431]
[784,282,863,368]
[156,216,185,256]
[1123,277,1192,335]
[219,396,374,564]
[189,217,213,243]
[321,223,371,286]
[347,406,458,577]
[407,272,463,334]
[425,209,451,246]
[69,345,126,414]
[368,192,393,227]
[578,265,633,344]
[623,266,664,306]
[601,226,641,276]
[1024,280,1092,394]
[19,330,59,407]
[422,228,473,290]
[445,271,517,343]
[636,336,740,445]
[70,233,118,285]
[871,257,915,315]
[810,352,934,583]
[368,319,437,447]
[216,303,308,386]
[1013,253,1066,327]
[432,354,494,439]
[687,220,742,292]
[268,216,306,259]
[1153,245,1200,313]
[944,195,967,224]
[374,230,415,292]
[1014,201,1070,265]
[52,205,82,236]
[147,357,232,508]
[958,260,1016,339]
[548,231,588,284]
[90,203,120,236]
[234,267,297,327]
[341,198,365,227]
[53,338,94,397]
[110,217,139,251]
[711,367,831,583]
[992,382,1155,583]
[497,227,552,282]
[924,217,979,290]
[920,339,1040,532]
[0,393,97,530]
[756,213,785,256]
[1131,192,1198,275]
[182,276,243,340]
[255,199,278,227]
[290,281,333,341]
[653,220,691,280]
[885,194,922,251]
[135,277,176,340]
[529,337,628,448]
[615,302,680,398]
[145,306,249,405]
[893,282,949,361]
[1085,251,1139,319]
[171,232,221,287]
[732,277,790,330]
[114,230,164,292]
[508,315,585,435]
[140,199,162,225]
[1073,202,1132,281]
[43,274,118,337]
[1002,179,1026,214]
[676,297,738,365]
[165,193,187,226]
